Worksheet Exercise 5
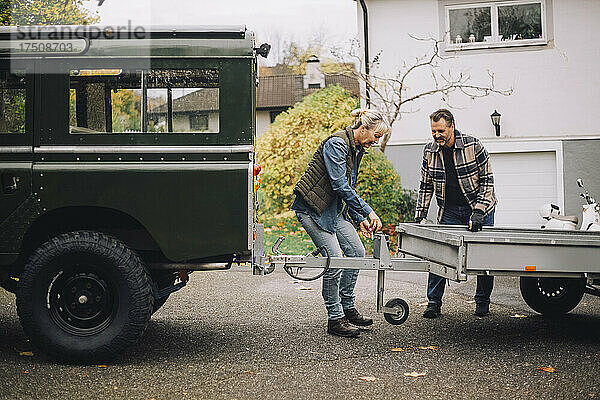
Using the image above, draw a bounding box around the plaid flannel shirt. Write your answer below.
[415,129,497,222]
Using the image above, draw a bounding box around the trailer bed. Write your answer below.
[396,223,600,280]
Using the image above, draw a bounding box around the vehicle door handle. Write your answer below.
[1,175,20,194]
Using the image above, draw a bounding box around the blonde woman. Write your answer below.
[292,108,390,338]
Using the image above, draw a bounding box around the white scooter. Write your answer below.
[539,178,600,231]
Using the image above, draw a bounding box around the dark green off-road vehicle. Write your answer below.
[0,25,268,362]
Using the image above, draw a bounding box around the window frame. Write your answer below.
[0,61,33,146]
[68,67,221,135]
[36,56,253,146]
[444,0,547,51]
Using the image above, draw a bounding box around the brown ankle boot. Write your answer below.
[327,317,360,338]
[344,307,373,327]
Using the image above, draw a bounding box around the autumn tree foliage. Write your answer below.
[0,0,99,26]
[257,85,415,225]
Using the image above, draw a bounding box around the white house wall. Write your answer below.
[360,0,600,144]
[172,112,219,133]
[256,111,272,137]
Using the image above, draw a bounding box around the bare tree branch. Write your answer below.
[331,36,513,153]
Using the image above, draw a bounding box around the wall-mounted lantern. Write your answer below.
[490,110,501,137]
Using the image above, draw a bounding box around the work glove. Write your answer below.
[468,210,484,232]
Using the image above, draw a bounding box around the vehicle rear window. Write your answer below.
[69,68,219,134]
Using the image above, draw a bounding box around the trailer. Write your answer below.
[264,223,600,324]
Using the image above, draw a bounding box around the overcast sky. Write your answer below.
[85,0,358,63]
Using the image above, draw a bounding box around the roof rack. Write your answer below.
[0,25,247,40]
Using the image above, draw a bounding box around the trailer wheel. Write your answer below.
[519,277,586,316]
[17,231,153,363]
[383,298,409,325]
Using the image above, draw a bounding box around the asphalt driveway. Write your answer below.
[1,266,600,399]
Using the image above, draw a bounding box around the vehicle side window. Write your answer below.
[68,68,219,134]
[0,70,26,134]
[147,69,219,133]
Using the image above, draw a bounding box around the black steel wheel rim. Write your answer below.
[47,267,117,336]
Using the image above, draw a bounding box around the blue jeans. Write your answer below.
[296,211,365,320]
[427,205,495,307]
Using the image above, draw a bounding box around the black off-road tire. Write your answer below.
[16,231,153,363]
[520,276,586,316]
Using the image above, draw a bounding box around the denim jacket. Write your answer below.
[292,136,373,233]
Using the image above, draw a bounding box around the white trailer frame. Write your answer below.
[259,223,600,323]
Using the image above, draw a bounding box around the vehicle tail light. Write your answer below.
[254,164,262,191]
[254,175,262,192]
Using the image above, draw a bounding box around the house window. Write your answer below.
[189,113,209,131]
[269,110,283,123]
[445,1,546,50]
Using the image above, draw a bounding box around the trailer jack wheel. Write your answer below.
[383,298,409,325]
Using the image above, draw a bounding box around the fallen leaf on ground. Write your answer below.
[391,347,405,352]
[538,366,556,373]
[510,314,527,318]
[418,346,438,350]
[358,376,377,382]
[404,371,427,377]
[298,286,312,291]
[19,351,34,356]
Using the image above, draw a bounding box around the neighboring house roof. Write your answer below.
[149,88,219,115]
[256,75,304,109]
[256,73,360,110]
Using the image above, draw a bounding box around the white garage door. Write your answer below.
[490,151,558,228]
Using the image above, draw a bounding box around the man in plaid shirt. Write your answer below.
[415,109,497,318]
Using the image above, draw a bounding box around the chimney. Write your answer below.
[304,55,325,89]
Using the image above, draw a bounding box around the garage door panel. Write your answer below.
[496,185,557,199]
[490,151,557,228]
[495,174,556,186]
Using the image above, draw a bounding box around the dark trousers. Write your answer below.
[427,204,495,307]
